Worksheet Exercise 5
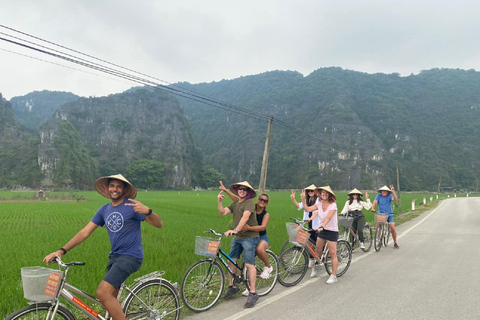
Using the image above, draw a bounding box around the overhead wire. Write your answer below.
[0,25,342,150]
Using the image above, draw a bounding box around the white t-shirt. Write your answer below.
[297,202,320,229]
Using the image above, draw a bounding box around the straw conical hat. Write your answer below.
[229,181,257,198]
[94,174,137,199]
[304,184,317,191]
[316,186,335,197]
[378,185,391,193]
[348,188,363,195]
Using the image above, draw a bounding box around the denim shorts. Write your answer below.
[229,237,260,265]
[387,213,395,224]
[104,254,143,289]
[259,233,269,244]
[318,229,339,242]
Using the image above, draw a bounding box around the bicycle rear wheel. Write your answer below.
[180,259,225,312]
[6,303,75,320]
[277,246,308,287]
[123,278,180,320]
[245,249,278,296]
[324,240,352,277]
[374,224,383,252]
[361,224,373,252]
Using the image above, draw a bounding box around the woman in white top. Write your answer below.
[290,184,319,267]
[301,186,339,284]
[340,188,371,249]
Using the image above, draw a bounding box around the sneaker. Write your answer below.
[223,286,239,299]
[259,266,273,279]
[359,242,365,249]
[242,288,249,297]
[310,266,320,277]
[244,292,259,308]
[308,259,315,268]
[394,243,400,249]
[326,274,337,284]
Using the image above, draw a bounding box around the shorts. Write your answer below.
[259,233,269,244]
[229,237,260,265]
[104,254,143,289]
[387,213,394,224]
[318,229,339,242]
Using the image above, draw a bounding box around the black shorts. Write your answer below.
[318,229,338,242]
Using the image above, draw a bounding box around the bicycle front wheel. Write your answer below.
[277,246,308,287]
[123,278,180,320]
[324,240,352,277]
[245,249,278,296]
[180,259,225,312]
[6,303,76,320]
[362,224,373,252]
[374,224,383,252]
[384,224,391,247]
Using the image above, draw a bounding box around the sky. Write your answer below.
[1,0,479,100]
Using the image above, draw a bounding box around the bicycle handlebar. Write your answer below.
[290,218,316,232]
[206,229,225,237]
[50,256,86,268]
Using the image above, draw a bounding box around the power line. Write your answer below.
[0,25,342,151]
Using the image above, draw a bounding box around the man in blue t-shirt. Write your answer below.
[44,174,163,320]
[371,184,399,249]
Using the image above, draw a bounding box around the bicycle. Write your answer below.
[180,229,278,312]
[338,214,373,252]
[7,256,181,320]
[277,218,352,287]
[373,211,391,252]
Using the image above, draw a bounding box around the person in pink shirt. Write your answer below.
[301,186,339,284]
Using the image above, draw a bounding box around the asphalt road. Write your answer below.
[181,198,480,320]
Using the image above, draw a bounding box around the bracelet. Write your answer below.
[59,247,67,255]
[146,208,153,216]
[234,228,239,232]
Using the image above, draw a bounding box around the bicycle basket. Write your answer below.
[286,222,309,247]
[375,214,388,224]
[21,267,63,302]
[338,216,353,228]
[195,236,220,257]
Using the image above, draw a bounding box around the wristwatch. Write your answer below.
[146,208,153,216]
[234,228,239,232]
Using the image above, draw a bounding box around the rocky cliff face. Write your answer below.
[38,88,200,189]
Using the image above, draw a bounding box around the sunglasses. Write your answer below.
[307,190,315,193]
[238,187,250,192]
[259,198,269,203]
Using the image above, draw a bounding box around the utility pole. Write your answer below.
[396,164,401,215]
[258,116,273,194]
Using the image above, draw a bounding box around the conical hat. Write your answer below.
[304,184,317,191]
[316,185,335,197]
[94,174,137,199]
[378,185,391,193]
[348,188,363,195]
[229,181,257,198]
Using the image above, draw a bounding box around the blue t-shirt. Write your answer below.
[91,198,146,259]
[374,194,394,214]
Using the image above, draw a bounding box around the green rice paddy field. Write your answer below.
[0,189,462,317]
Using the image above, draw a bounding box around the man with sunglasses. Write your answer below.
[218,181,260,308]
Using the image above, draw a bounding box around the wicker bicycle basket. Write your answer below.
[286,222,309,247]
[195,236,220,257]
[375,214,388,224]
[338,216,353,228]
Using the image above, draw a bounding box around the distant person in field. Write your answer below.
[218,181,260,308]
[339,188,371,249]
[290,184,319,268]
[44,174,163,320]
[371,184,399,249]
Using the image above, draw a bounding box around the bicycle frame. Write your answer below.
[39,259,169,320]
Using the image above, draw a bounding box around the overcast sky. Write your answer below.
[0,0,478,100]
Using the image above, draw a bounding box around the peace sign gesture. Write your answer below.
[125,198,150,215]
